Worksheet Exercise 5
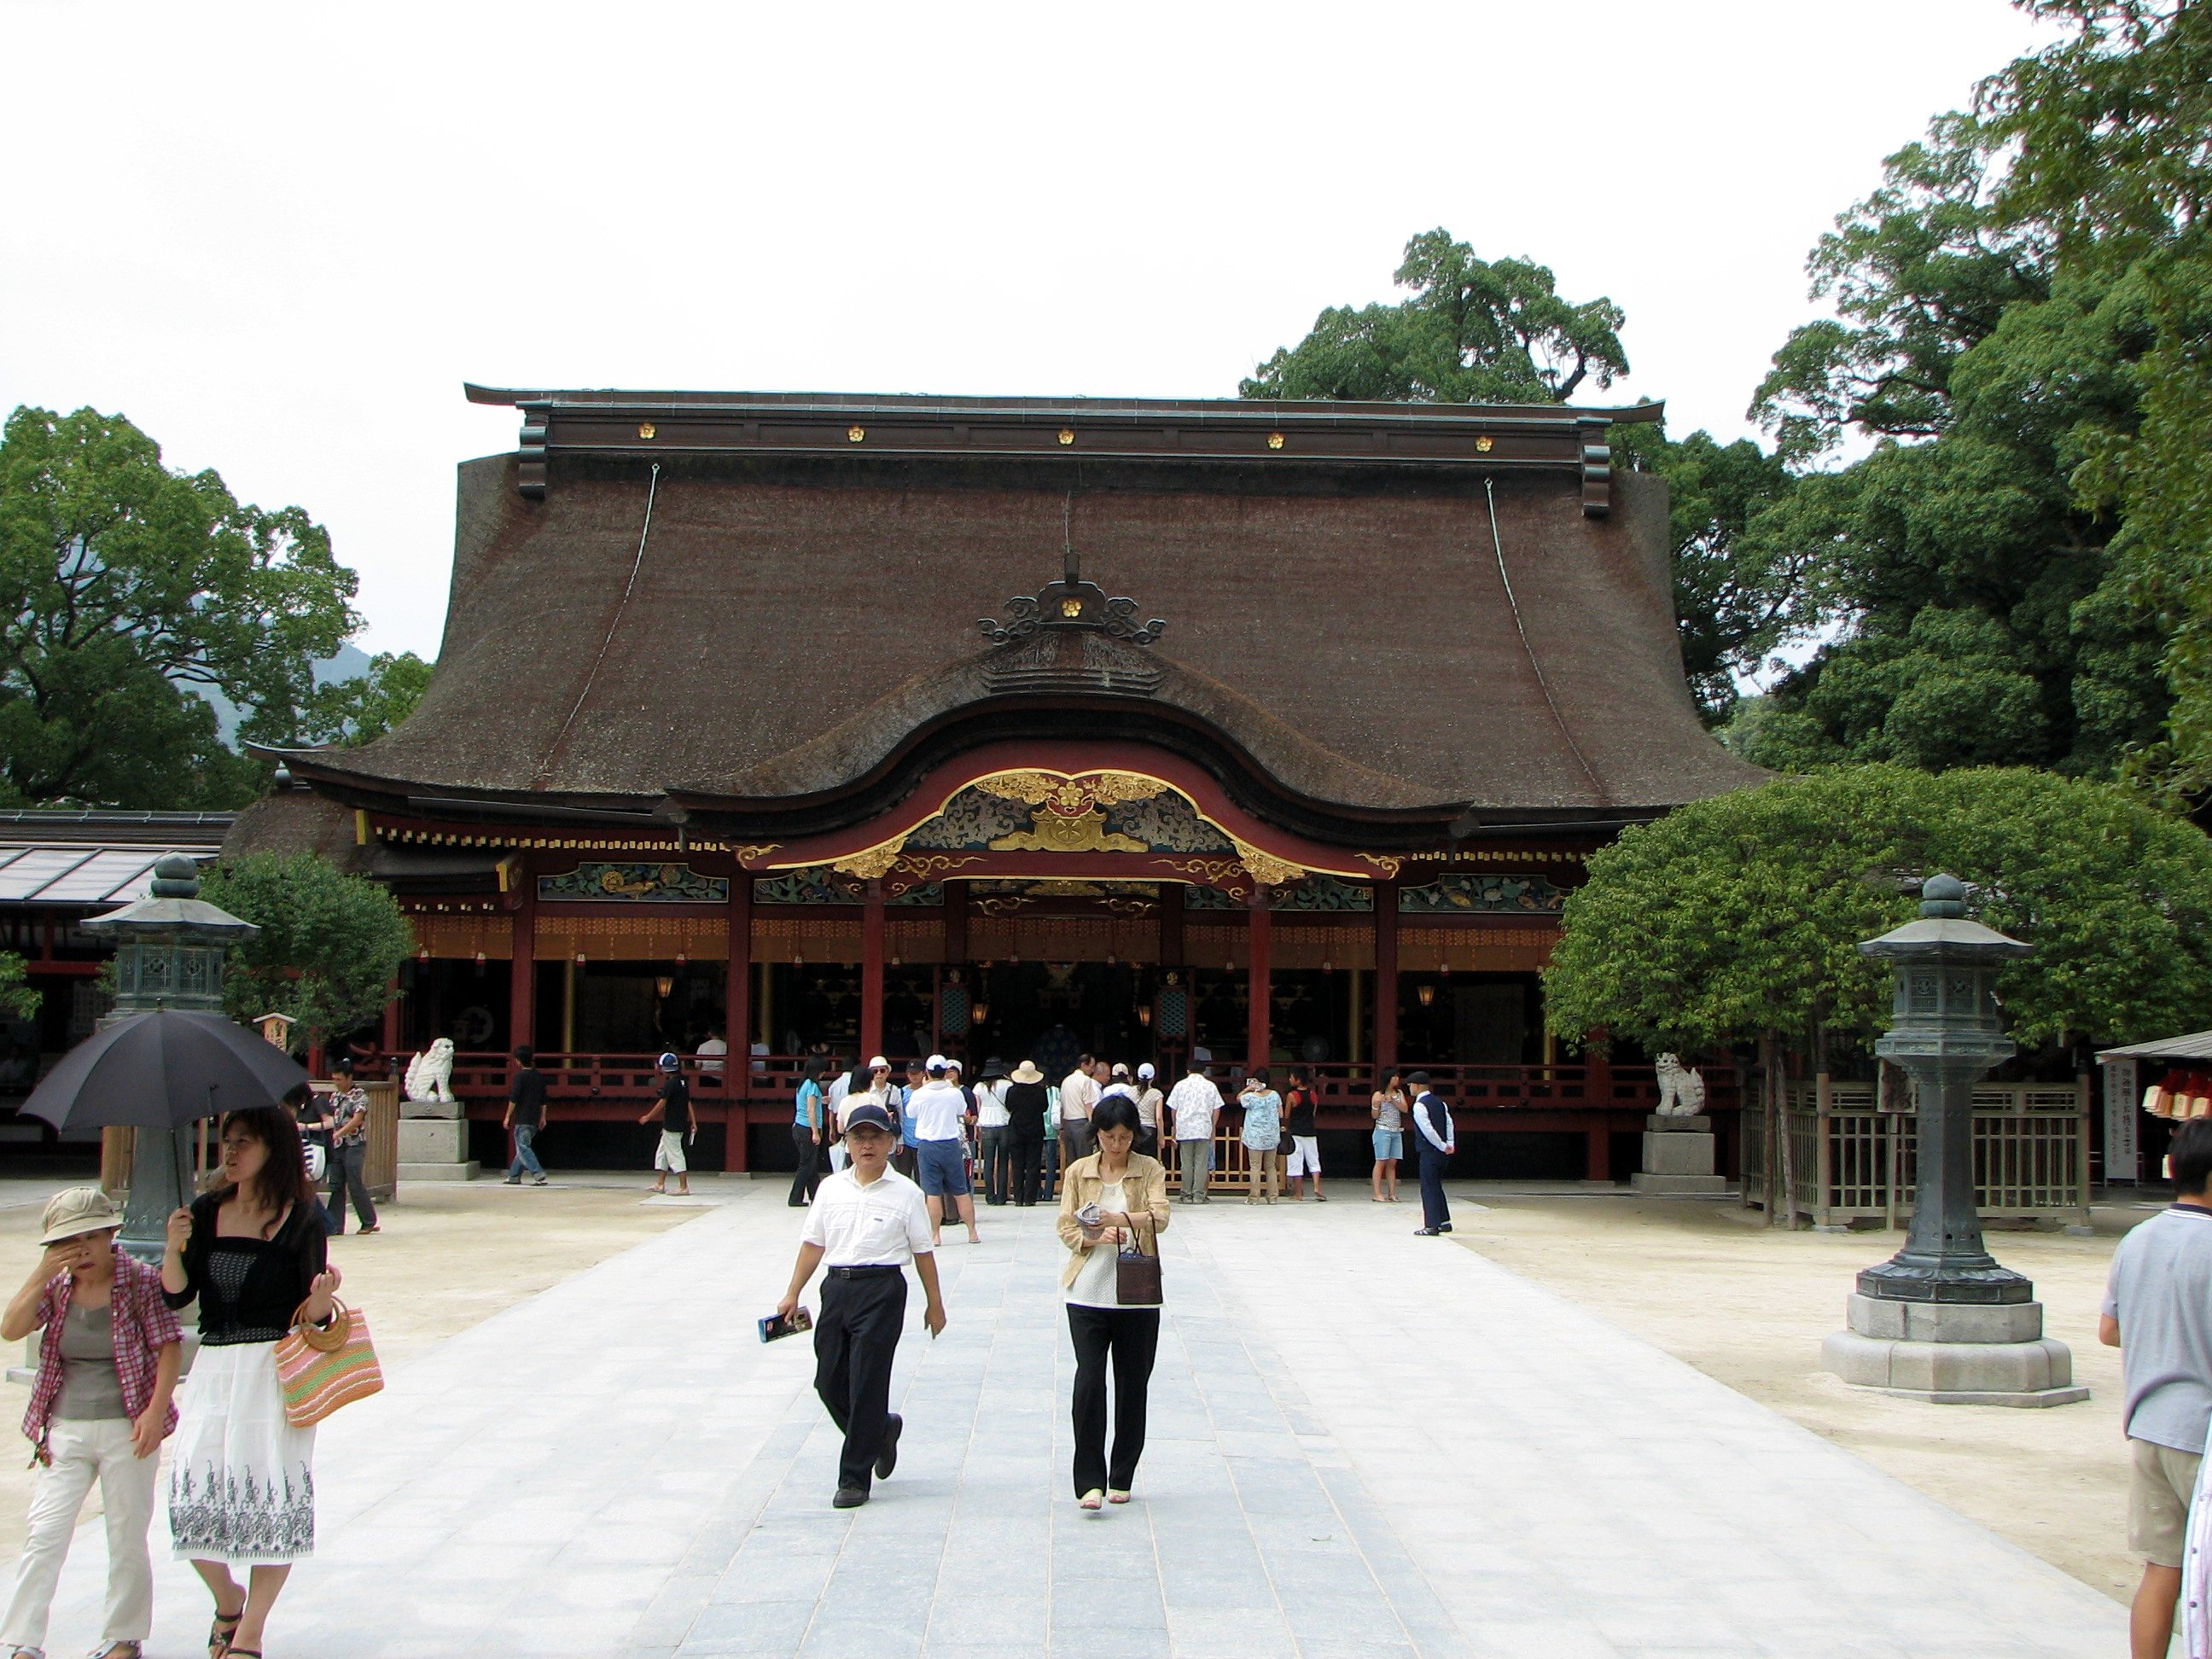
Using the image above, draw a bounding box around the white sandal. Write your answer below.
[1079,1488,1104,1510]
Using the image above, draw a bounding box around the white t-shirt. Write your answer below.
[1061,1068,1101,1122]
[1167,1074,1222,1141]
[800,1166,934,1268]
[1067,1177,1127,1309]
[696,1038,727,1076]
[908,1079,969,1143]
[976,1080,1011,1129]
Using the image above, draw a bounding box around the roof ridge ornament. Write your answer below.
[976,495,1166,646]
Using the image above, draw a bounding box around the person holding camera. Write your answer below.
[1238,1069,1284,1205]
[1057,1094,1170,1510]
[1,1188,182,1659]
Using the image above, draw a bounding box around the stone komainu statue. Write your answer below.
[1653,1053,1706,1118]
[404,1038,457,1104]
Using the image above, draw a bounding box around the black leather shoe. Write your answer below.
[833,1486,869,1509]
[1437,1222,1453,1232]
[876,1414,902,1480]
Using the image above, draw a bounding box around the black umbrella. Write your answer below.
[24,1007,310,1134]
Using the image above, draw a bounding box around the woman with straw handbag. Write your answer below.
[160,1105,341,1659]
[1055,1094,1170,1511]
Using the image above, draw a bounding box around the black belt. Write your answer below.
[827,1264,903,1280]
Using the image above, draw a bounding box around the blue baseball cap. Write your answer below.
[842,1102,895,1134]
[657,1052,680,1071]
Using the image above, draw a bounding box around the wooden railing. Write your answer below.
[1742,1079,2090,1227]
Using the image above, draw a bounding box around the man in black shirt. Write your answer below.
[504,1046,550,1186]
[639,1052,693,1196]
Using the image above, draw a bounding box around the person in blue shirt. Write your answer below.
[1238,1071,1284,1204]
[789,1060,826,1208]
[1408,1071,1456,1236]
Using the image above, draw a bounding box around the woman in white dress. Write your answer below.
[162,1105,340,1659]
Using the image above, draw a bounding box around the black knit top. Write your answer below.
[163,1190,328,1346]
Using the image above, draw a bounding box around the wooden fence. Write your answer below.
[1740,1078,2090,1227]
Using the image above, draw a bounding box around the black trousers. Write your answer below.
[1067,1303,1160,1497]
[980,1126,1011,1204]
[789,1125,821,1207]
[1007,1137,1044,1204]
[814,1269,906,1492]
[1417,1144,1451,1230]
[329,1141,376,1231]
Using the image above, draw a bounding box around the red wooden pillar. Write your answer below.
[1374,880,1400,1075]
[1160,881,1185,969]
[860,878,887,1066]
[1586,1126,1612,1183]
[1584,1028,1612,1104]
[1247,884,1272,1074]
[509,872,536,1057]
[381,980,401,1065]
[724,869,753,1172]
[943,881,967,966]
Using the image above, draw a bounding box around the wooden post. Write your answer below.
[1584,1028,1611,1106]
[561,960,577,1054]
[1815,1070,1834,1229]
[1247,885,1272,1074]
[1159,881,1185,972]
[724,870,753,1173]
[1347,966,1364,1068]
[943,880,968,967]
[381,983,401,1066]
[1585,1126,1610,1184]
[1374,881,1399,1075]
[2076,1070,2093,1225]
[509,874,536,1055]
[860,879,887,1066]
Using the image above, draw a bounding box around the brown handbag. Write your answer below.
[1116,1209,1163,1307]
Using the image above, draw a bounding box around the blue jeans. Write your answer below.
[508,1123,544,1180]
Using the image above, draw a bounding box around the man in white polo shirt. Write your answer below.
[777,1101,946,1509]
[1059,1054,1101,1177]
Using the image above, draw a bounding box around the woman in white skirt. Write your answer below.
[161,1104,340,1659]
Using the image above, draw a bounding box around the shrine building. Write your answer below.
[230,387,1762,1177]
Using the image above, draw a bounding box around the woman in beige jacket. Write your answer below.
[1055,1094,1172,1509]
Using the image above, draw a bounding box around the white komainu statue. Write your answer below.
[405,1038,457,1105]
[1653,1053,1706,1119]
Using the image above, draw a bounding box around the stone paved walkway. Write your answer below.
[38,1185,2124,1656]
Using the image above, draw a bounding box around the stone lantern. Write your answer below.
[84,854,259,1260]
[1820,875,2087,1406]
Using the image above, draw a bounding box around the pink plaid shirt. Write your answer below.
[20,1246,182,1465]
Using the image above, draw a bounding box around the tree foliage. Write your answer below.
[286,651,434,748]
[199,853,412,1051]
[0,954,38,1023]
[0,407,359,808]
[1242,229,1629,405]
[1544,765,2212,1060]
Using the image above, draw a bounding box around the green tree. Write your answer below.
[1241,228,1630,404]
[1544,765,2212,1061]
[278,651,434,748]
[198,853,412,1054]
[1740,113,2170,777]
[1978,1,2212,798]
[0,954,38,1022]
[0,406,359,808]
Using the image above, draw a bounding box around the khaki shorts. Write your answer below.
[2129,1437,2203,1568]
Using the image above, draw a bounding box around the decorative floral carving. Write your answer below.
[989,806,1149,853]
[536,863,729,904]
[832,843,904,880]
[754,867,863,905]
[1398,873,1567,913]
[1229,837,1305,888]
[1358,853,1404,877]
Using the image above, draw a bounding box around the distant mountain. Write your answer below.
[194,643,376,744]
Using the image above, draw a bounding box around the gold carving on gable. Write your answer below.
[989,806,1148,854]
[971,770,1167,816]
[1229,836,1304,887]
[831,841,905,880]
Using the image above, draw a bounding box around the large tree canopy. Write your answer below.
[1544,765,2212,1060]
[0,407,360,807]
[200,853,413,1053]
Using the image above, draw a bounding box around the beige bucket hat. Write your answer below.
[38,1187,120,1247]
[1011,1060,1045,1084]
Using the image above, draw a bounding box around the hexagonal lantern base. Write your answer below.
[1823,1293,2088,1407]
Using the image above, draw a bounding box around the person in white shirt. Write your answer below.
[1408,1071,1457,1237]
[777,1101,946,1509]
[824,1059,854,1173]
[695,1030,728,1080]
[975,1058,1014,1207]
[1059,1057,1102,1179]
[1134,1063,1164,1159]
[1166,1062,1223,1204]
[910,1057,981,1247]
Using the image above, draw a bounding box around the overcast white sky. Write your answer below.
[0,2,2053,661]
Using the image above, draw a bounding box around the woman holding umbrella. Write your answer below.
[160,1105,339,1659]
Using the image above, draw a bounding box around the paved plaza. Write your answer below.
[37,1183,2126,1657]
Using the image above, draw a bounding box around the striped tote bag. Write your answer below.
[274,1299,384,1427]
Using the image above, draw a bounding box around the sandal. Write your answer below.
[94,1645,143,1659]
[1078,1488,1104,1511]
[209,1612,242,1657]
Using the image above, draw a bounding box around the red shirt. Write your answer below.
[20,1247,182,1465]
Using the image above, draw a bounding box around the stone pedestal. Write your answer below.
[1630,1114,1728,1196]
[398,1116,478,1183]
[1822,1292,2087,1407]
